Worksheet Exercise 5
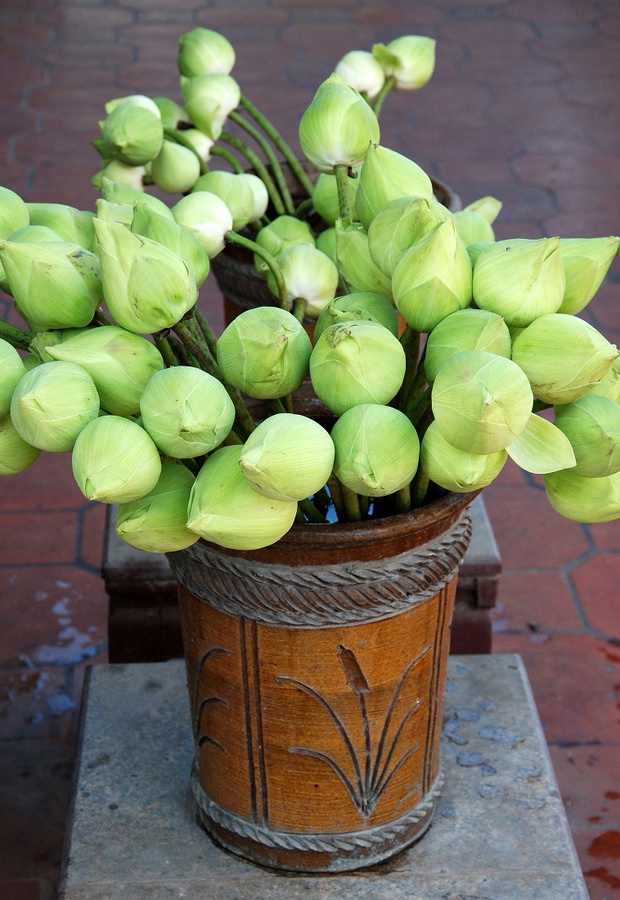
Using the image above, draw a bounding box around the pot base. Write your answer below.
[192,763,444,873]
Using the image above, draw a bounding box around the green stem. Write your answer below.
[407,387,433,429]
[327,473,345,522]
[239,94,315,198]
[195,308,219,358]
[220,131,285,216]
[294,197,315,220]
[334,164,353,224]
[372,74,395,118]
[229,110,295,215]
[410,467,430,509]
[94,308,115,327]
[210,145,245,174]
[0,319,33,351]
[341,483,362,521]
[398,326,421,407]
[163,126,208,175]
[394,483,411,514]
[298,497,327,524]
[292,297,307,323]
[155,334,180,367]
[225,230,288,310]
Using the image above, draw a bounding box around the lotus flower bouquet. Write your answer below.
[1,27,619,556]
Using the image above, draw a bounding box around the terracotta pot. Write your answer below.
[166,489,476,873]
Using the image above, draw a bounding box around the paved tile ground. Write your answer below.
[0,1,619,898]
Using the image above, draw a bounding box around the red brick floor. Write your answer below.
[1,1,619,898]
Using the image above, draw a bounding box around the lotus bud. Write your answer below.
[392,218,473,333]
[372,36,436,91]
[0,239,102,330]
[557,236,620,315]
[0,225,63,293]
[424,308,512,382]
[553,395,620,478]
[25,203,95,252]
[149,140,201,194]
[153,96,191,128]
[105,94,161,118]
[453,210,495,247]
[332,404,419,497]
[216,306,312,399]
[93,219,198,334]
[178,128,214,164]
[28,327,88,362]
[253,215,315,278]
[95,197,134,228]
[267,244,339,317]
[335,50,386,101]
[0,414,41,475]
[10,361,100,452]
[45,325,164,417]
[588,358,620,402]
[0,186,29,238]
[432,350,533,454]
[473,237,565,327]
[463,196,502,225]
[186,445,297,550]
[367,194,450,278]
[544,468,620,523]
[100,103,164,165]
[467,240,492,267]
[314,291,398,343]
[298,73,380,173]
[139,366,235,458]
[192,170,255,231]
[511,313,620,404]
[72,415,162,503]
[505,412,576,474]
[180,73,241,141]
[316,227,337,264]
[313,168,360,226]
[310,320,406,415]
[420,421,506,493]
[171,191,233,258]
[92,160,147,192]
[334,220,392,299]
[355,144,433,230]
[178,27,236,77]
[239,413,335,501]
[237,173,269,223]
[131,200,209,287]
[115,462,199,553]
[98,177,175,219]
[0,338,27,416]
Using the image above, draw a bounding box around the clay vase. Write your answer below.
[166,489,475,873]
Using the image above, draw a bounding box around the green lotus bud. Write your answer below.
[473,237,565,327]
[332,403,419,497]
[0,186,29,238]
[131,200,209,287]
[335,50,386,101]
[313,168,360,226]
[95,197,134,228]
[544,468,620,523]
[178,128,214,164]
[462,196,502,225]
[505,412,576,474]
[0,338,27,417]
[192,170,255,231]
[140,365,235,458]
[420,420,506,493]
[453,210,495,247]
[511,313,620,404]
[98,177,175,219]
[557,236,620,315]
[372,36,436,90]
[392,218,473,333]
[367,194,450,278]
[72,415,162,503]
[178,27,236,77]
[0,239,102,330]
[45,325,164,417]
[6,225,62,244]
[100,103,164,165]
[267,244,339,318]
[153,96,189,128]
[310,320,406,415]
[150,140,201,194]
[588,358,620,402]
[115,461,199,553]
[553,395,620,478]
[180,73,240,141]
[432,350,533,454]
[355,144,433,231]
[93,219,198,334]
[29,327,88,362]
[92,160,147,192]
[187,445,297,550]
[239,413,335,501]
[314,291,398,343]
[334,220,392,299]
[253,215,315,278]
[25,203,95,252]
[104,94,161,118]
[172,191,233,258]
[0,413,41,475]
[216,306,312,400]
[11,361,100,452]
[237,173,269,223]
[21,353,42,372]
[316,227,337,264]
[299,73,380,173]
[424,308,511,382]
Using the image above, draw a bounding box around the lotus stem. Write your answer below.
[220,131,285,215]
[195,308,219,357]
[334,163,354,224]
[0,318,33,351]
[210,145,245,174]
[327,472,345,521]
[372,74,395,118]
[341,482,362,521]
[394,483,412,514]
[299,497,327,523]
[155,334,181,367]
[292,297,307,323]
[229,110,295,215]
[225,230,288,310]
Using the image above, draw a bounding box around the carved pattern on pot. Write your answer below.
[192,646,232,752]
[275,643,430,818]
